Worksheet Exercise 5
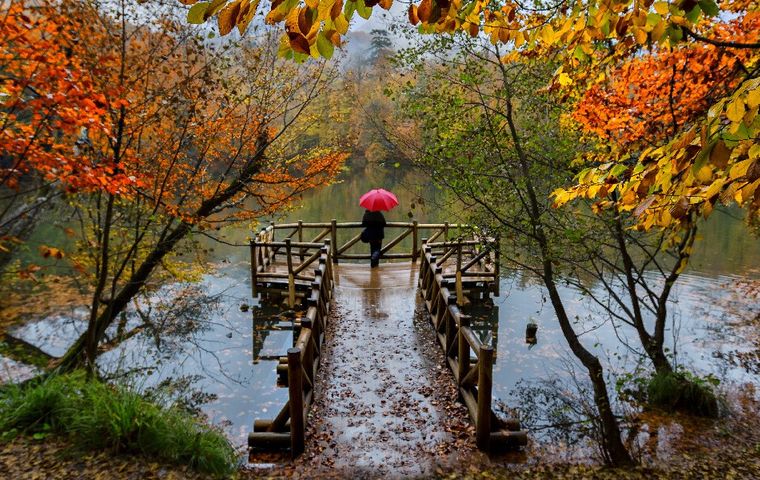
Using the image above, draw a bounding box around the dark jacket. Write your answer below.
[362,210,386,241]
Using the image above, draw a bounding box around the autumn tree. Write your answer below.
[381,28,723,462]
[189,0,758,234]
[0,0,120,274]
[45,0,345,371]
[386,33,635,465]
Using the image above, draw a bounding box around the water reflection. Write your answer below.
[5,167,759,458]
[251,301,295,364]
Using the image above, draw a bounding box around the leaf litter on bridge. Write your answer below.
[247,264,485,478]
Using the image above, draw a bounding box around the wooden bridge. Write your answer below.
[246,220,527,462]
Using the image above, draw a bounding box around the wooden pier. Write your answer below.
[247,221,527,457]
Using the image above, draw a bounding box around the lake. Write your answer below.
[7,164,760,458]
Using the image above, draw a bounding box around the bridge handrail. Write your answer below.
[255,219,474,263]
[418,240,527,451]
[248,240,334,456]
[269,221,468,229]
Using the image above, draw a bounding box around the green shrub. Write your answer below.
[0,373,237,476]
[0,373,81,434]
[646,370,720,418]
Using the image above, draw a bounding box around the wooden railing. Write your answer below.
[248,222,527,456]
[248,241,333,456]
[260,220,468,263]
[418,240,527,451]
[250,224,334,306]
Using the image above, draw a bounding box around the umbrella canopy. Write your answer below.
[359,188,399,212]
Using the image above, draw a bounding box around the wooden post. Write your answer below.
[298,220,304,262]
[412,220,419,263]
[456,240,464,306]
[444,222,449,241]
[493,234,500,297]
[330,219,338,264]
[445,296,457,357]
[458,314,470,385]
[250,238,257,298]
[285,238,295,308]
[270,222,276,261]
[476,344,494,450]
[287,347,305,457]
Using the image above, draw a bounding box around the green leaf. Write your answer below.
[685,5,701,23]
[692,139,716,174]
[356,0,372,19]
[573,45,588,62]
[187,2,210,24]
[609,164,628,178]
[666,24,683,42]
[344,0,356,21]
[316,33,334,59]
[697,0,719,17]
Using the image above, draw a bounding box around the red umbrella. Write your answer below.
[359,188,399,212]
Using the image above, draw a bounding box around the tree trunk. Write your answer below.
[498,81,634,466]
[542,259,634,466]
[55,141,267,373]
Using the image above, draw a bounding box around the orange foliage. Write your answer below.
[30,0,345,226]
[573,17,759,147]
[0,0,135,193]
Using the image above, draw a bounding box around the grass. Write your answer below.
[0,373,238,476]
[646,370,720,418]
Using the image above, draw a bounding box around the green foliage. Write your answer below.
[646,371,720,418]
[0,374,237,476]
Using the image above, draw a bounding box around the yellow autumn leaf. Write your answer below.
[729,159,754,178]
[725,97,746,123]
[748,88,760,109]
[558,72,573,86]
[541,25,555,44]
[633,26,647,45]
[703,178,725,199]
[653,2,669,15]
[695,165,713,183]
[334,13,348,34]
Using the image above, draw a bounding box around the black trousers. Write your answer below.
[369,240,381,267]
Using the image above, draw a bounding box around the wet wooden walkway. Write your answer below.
[298,263,470,476]
[247,222,526,471]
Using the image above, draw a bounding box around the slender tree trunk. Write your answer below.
[498,82,633,465]
[612,215,674,376]
[84,193,115,372]
[56,141,267,372]
[542,260,634,466]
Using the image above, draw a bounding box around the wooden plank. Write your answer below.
[292,249,322,276]
[462,326,482,353]
[380,227,412,254]
[255,241,324,249]
[337,231,363,255]
[248,432,290,449]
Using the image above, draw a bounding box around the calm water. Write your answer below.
[7,165,760,454]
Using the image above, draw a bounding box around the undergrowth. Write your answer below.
[646,370,720,418]
[0,373,237,476]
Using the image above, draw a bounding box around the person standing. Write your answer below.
[362,209,386,268]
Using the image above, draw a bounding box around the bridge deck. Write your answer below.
[296,263,474,476]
